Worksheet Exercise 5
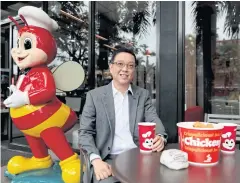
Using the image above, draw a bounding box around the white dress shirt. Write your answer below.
[110,82,137,154]
[89,82,137,162]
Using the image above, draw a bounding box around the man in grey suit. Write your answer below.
[79,47,167,183]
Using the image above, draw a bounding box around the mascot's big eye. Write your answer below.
[24,38,32,50]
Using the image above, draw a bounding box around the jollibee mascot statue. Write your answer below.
[4,6,84,183]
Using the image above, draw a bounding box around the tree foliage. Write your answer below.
[192,1,240,40]
[49,1,89,67]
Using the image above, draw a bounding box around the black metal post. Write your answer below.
[202,6,214,114]
[42,1,48,14]
[177,2,185,127]
[156,1,185,143]
[8,23,13,144]
[88,1,96,90]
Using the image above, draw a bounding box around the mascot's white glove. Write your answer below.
[3,85,29,108]
[160,149,189,170]
[8,85,17,93]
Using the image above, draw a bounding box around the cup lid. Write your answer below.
[138,122,156,126]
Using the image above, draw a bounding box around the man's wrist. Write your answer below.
[158,134,167,144]
[91,158,102,166]
[90,153,102,165]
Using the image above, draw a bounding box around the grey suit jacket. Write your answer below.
[79,82,167,161]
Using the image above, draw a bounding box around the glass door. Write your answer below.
[1,24,11,141]
[185,1,240,115]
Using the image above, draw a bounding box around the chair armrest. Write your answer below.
[79,147,91,183]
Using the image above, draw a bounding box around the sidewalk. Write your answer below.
[1,166,10,183]
[1,147,32,183]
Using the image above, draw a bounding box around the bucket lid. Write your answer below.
[177,122,223,130]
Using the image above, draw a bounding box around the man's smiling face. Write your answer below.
[109,52,135,86]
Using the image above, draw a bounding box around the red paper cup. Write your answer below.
[220,123,238,154]
[138,122,156,153]
[177,122,223,166]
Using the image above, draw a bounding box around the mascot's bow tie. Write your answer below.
[19,68,31,75]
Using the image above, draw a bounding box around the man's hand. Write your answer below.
[92,159,112,181]
[152,135,165,152]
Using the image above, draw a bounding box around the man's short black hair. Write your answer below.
[110,45,137,65]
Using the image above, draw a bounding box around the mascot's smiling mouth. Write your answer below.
[18,55,29,62]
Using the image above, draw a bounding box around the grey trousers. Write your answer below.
[85,155,120,183]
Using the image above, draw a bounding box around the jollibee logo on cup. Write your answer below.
[142,131,153,149]
[220,123,237,153]
[222,132,235,150]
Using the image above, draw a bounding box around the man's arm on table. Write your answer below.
[144,90,168,143]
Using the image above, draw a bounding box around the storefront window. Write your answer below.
[95,1,157,105]
[1,25,11,140]
[49,1,89,96]
[49,1,89,147]
[185,1,240,115]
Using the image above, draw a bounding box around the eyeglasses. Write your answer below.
[112,62,136,70]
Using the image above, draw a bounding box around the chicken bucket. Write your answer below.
[177,122,223,166]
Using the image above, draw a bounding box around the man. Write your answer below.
[79,47,167,183]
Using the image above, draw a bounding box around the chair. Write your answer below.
[65,96,82,116]
[184,106,204,122]
[205,113,240,149]
[79,147,91,183]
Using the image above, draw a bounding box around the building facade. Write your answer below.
[1,1,239,151]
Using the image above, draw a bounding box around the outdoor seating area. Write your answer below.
[1,1,240,183]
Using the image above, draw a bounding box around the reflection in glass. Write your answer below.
[95,1,157,105]
[48,2,90,147]
[185,1,240,115]
[49,1,89,96]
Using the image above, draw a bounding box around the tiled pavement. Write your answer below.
[1,147,32,183]
[0,110,81,182]
[1,166,10,183]
[0,123,80,183]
